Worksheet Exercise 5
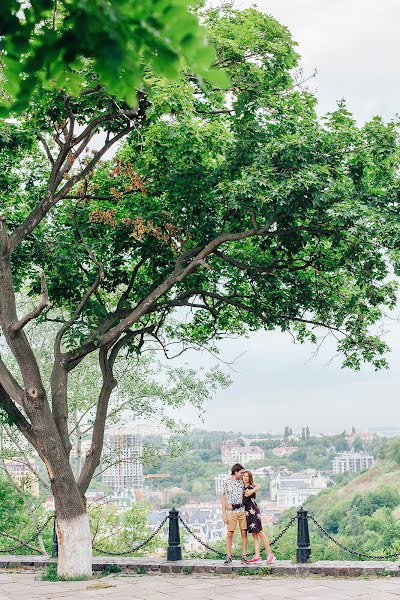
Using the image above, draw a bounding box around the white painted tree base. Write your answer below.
[56,513,92,578]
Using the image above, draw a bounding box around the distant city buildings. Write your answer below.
[149,503,225,551]
[271,446,298,457]
[125,422,171,440]
[368,426,400,438]
[347,431,375,446]
[214,472,230,496]
[4,458,39,496]
[220,440,240,463]
[101,427,144,492]
[270,471,329,509]
[251,466,274,478]
[112,488,136,512]
[220,441,265,465]
[332,451,375,475]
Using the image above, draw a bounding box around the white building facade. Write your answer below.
[270,472,328,509]
[221,445,265,466]
[214,472,230,496]
[332,451,375,474]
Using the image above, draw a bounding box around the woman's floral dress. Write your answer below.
[244,484,263,533]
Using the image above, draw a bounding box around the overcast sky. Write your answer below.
[170,0,400,435]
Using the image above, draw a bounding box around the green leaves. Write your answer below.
[0,0,229,116]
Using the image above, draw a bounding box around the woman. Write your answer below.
[242,470,276,564]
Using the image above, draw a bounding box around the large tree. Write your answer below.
[0,6,399,576]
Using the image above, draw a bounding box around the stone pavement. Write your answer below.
[1,572,400,599]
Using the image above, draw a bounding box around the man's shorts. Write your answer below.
[227,511,247,532]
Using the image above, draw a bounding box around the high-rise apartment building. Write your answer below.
[102,427,144,492]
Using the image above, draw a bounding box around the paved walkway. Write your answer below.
[1,572,400,599]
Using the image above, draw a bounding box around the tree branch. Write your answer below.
[0,384,36,448]
[71,107,141,147]
[11,273,50,333]
[37,133,54,165]
[0,356,25,407]
[0,216,10,257]
[0,530,43,554]
[77,347,117,494]
[117,255,149,311]
[9,109,141,253]
[66,221,338,363]
[2,427,51,491]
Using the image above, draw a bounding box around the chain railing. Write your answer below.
[0,513,53,554]
[179,508,400,563]
[2,507,400,563]
[92,515,169,556]
[179,513,297,560]
[179,515,228,558]
[309,515,400,560]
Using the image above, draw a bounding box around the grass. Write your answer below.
[101,564,122,577]
[41,563,90,582]
[183,566,193,574]
[136,566,148,575]
[237,566,273,576]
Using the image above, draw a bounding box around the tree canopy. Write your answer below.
[0,0,228,114]
[3,8,399,370]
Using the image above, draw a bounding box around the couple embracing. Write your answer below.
[221,463,276,565]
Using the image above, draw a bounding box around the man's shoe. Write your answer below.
[241,555,249,564]
[223,556,232,565]
[266,554,276,564]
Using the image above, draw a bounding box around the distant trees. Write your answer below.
[350,488,400,516]
[352,436,363,452]
[335,436,350,453]
[284,426,293,439]
[379,437,400,464]
[273,478,400,561]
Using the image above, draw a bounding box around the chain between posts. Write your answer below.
[0,514,53,554]
[309,515,400,560]
[3,509,399,562]
[92,515,169,556]
[179,514,297,559]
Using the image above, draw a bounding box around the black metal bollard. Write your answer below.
[296,507,311,563]
[51,511,58,559]
[167,508,182,561]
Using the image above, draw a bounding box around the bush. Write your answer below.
[350,488,400,516]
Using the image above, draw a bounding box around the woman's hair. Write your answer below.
[243,470,255,487]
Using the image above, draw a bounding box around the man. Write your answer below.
[221,463,260,565]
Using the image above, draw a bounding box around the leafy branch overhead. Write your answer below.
[0,0,229,115]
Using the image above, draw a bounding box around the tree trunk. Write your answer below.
[52,475,92,578]
[74,409,83,479]
[56,510,92,578]
[28,406,93,578]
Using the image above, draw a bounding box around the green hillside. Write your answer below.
[308,460,400,514]
[273,458,400,561]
